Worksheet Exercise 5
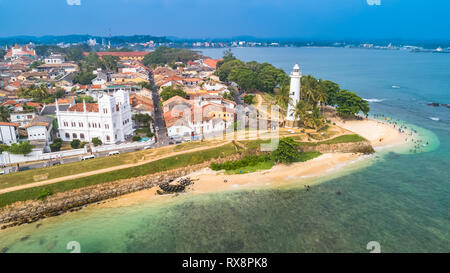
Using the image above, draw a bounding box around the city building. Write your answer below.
[44,54,65,64]
[56,90,133,144]
[4,44,37,60]
[25,116,54,152]
[0,122,19,145]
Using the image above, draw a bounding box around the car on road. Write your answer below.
[81,155,95,160]
[143,146,152,150]
[155,126,159,131]
[108,151,120,156]
[0,170,5,175]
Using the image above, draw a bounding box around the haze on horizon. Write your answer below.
[0,0,449,41]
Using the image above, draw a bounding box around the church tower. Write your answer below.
[286,63,302,126]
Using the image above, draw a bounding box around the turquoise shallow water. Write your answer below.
[1,47,449,253]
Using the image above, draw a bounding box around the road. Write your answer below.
[151,84,170,147]
[16,143,156,172]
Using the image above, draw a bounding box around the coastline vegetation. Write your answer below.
[215,50,370,129]
[211,138,322,174]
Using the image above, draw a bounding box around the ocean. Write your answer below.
[0,47,449,253]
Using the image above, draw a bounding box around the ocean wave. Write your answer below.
[429,117,440,121]
[364,98,385,103]
[392,85,401,89]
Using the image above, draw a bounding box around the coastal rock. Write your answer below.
[0,154,245,229]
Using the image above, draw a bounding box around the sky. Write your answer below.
[0,0,449,40]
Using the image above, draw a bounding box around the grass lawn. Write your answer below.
[0,142,242,208]
[225,160,275,174]
[0,140,222,190]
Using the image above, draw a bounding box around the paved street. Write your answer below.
[15,143,156,172]
[151,84,170,147]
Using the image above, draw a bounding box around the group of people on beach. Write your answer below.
[372,114,428,154]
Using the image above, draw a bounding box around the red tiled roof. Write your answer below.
[0,122,20,127]
[67,103,99,112]
[83,52,149,58]
[203,58,223,69]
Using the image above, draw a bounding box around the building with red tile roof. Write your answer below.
[83,51,149,61]
[203,58,223,69]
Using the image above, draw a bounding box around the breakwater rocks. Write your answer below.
[0,154,243,230]
[300,141,375,154]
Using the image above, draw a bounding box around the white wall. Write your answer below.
[0,125,17,145]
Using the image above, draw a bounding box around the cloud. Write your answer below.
[67,0,81,6]
[366,0,381,5]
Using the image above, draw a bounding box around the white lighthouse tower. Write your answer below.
[286,63,302,127]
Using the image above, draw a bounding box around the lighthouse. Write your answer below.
[285,63,302,127]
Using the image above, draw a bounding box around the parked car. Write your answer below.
[108,151,120,156]
[0,170,5,175]
[143,146,152,150]
[81,155,95,161]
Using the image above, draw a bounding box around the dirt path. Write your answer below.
[0,141,232,195]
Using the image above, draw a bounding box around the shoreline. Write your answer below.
[0,117,413,230]
[94,117,411,209]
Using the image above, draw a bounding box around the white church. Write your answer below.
[285,63,302,128]
[56,90,133,144]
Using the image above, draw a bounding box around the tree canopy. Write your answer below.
[215,54,289,93]
[159,86,187,101]
[7,142,34,155]
[142,47,200,67]
[18,85,66,104]
[335,90,370,117]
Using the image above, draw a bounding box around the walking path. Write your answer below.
[0,141,232,195]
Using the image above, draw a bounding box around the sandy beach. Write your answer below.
[96,118,409,209]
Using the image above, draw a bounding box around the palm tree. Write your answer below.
[301,75,318,105]
[293,100,309,127]
[274,85,291,124]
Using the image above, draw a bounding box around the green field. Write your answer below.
[0,134,366,208]
[0,142,241,208]
[0,141,223,190]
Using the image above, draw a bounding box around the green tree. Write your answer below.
[275,85,291,110]
[0,106,10,122]
[50,138,63,152]
[92,137,102,147]
[29,61,45,70]
[75,95,95,103]
[159,86,187,101]
[271,137,300,164]
[142,47,199,66]
[243,94,255,105]
[101,55,120,71]
[65,46,84,62]
[8,142,33,155]
[70,139,81,149]
[132,113,152,127]
[73,71,96,85]
[335,90,370,118]
[229,67,256,92]
[320,80,340,106]
[293,100,310,127]
[0,49,6,59]
[215,59,245,82]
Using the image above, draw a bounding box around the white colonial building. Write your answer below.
[56,90,133,144]
[44,54,65,64]
[286,63,302,127]
[0,122,19,145]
